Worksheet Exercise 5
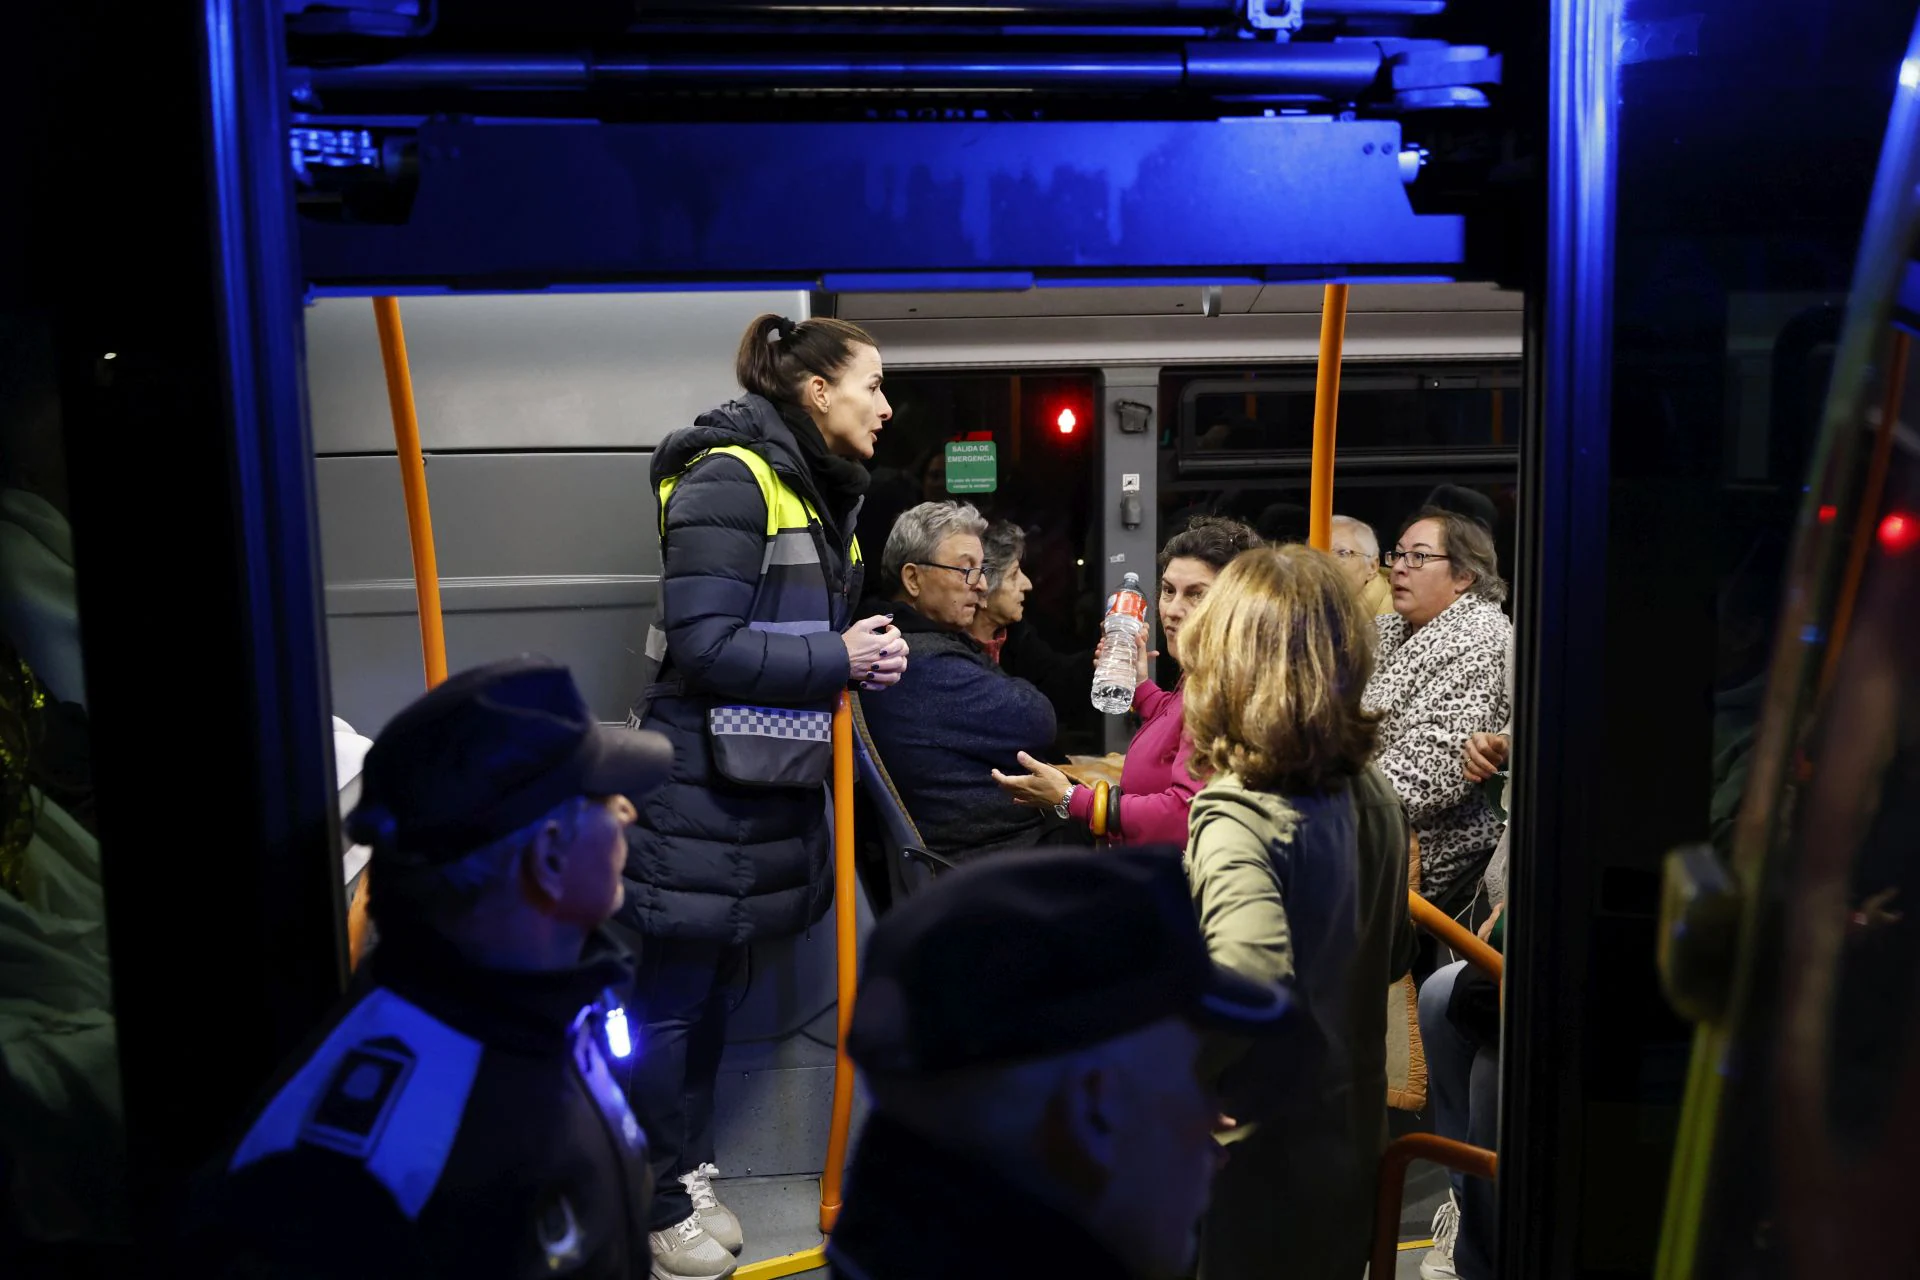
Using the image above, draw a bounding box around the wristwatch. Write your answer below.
[1055,784,1077,821]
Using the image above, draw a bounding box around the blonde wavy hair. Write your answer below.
[1180,545,1379,792]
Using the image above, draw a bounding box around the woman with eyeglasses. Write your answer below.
[991,515,1261,846]
[1362,507,1513,927]
[858,500,1089,861]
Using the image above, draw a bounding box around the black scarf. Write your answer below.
[777,401,871,522]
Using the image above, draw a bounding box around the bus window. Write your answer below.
[860,371,1103,754]
[1172,364,1522,456]
[1153,362,1520,687]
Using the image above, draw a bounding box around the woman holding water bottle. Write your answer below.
[993,516,1261,845]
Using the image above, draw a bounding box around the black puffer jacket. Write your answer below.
[618,396,863,943]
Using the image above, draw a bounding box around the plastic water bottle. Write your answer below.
[1091,572,1148,715]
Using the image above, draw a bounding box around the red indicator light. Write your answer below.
[1056,408,1077,434]
[1818,504,1838,523]
[1878,512,1919,554]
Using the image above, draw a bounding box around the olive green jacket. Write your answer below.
[1185,764,1415,1140]
[1185,765,1415,1280]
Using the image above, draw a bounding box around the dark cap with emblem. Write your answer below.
[346,657,673,864]
[848,846,1289,1075]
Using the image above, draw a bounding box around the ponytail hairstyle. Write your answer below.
[736,313,880,408]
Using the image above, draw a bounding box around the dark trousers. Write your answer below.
[1418,961,1499,1280]
[618,931,746,1232]
[1413,855,1493,983]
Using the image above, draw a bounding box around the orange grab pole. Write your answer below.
[819,693,858,1233]
[1371,1134,1498,1280]
[351,298,448,972]
[1307,283,1350,551]
[372,296,448,688]
[1410,891,1504,983]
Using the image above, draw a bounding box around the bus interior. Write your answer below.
[6,0,1920,1277]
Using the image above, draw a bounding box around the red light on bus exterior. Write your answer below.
[1056,407,1077,435]
[1878,512,1919,554]
[1817,504,1838,524]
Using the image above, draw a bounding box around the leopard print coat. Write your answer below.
[1364,593,1512,906]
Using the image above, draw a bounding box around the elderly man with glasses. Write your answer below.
[857,501,1090,863]
[1330,513,1393,616]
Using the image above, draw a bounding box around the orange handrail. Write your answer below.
[371,296,448,688]
[1371,1133,1498,1280]
[350,297,448,972]
[1307,282,1350,551]
[819,692,858,1232]
[1410,891,1504,982]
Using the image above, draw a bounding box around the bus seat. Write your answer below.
[847,691,954,906]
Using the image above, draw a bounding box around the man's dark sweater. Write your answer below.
[999,619,1095,730]
[858,600,1061,860]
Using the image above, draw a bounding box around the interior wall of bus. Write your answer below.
[298,281,1524,1192]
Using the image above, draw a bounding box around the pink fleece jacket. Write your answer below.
[1067,679,1201,847]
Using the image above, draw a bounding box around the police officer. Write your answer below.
[191,658,672,1278]
[830,847,1292,1280]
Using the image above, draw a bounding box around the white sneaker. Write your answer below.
[679,1163,743,1255]
[648,1212,737,1280]
[1420,1192,1461,1280]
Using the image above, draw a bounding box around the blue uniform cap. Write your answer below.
[346,657,673,865]
[848,845,1290,1076]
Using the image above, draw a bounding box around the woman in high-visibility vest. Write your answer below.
[617,314,908,1276]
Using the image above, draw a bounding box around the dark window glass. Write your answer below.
[859,371,1103,754]
[1173,364,1521,455]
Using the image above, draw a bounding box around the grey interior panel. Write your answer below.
[316,452,657,580]
[326,607,653,736]
[305,290,810,454]
[317,451,659,732]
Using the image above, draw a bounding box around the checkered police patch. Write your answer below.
[709,706,833,741]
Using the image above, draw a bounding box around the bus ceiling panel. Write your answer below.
[835,284,1267,319]
[1251,280,1522,314]
[833,278,1500,321]
[296,118,1469,288]
[305,291,809,453]
[616,0,1448,24]
[861,305,1521,369]
[292,43,1443,103]
[336,0,1450,36]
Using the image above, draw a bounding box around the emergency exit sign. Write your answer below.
[944,440,997,494]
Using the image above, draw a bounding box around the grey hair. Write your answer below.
[980,520,1028,593]
[372,795,588,926]
[1402,505,1507,605]
[1330,514,1379,564]
[882,500,988,588]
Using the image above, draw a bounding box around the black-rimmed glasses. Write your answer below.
[915,561,987,587]
[1384,550,1451,569]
